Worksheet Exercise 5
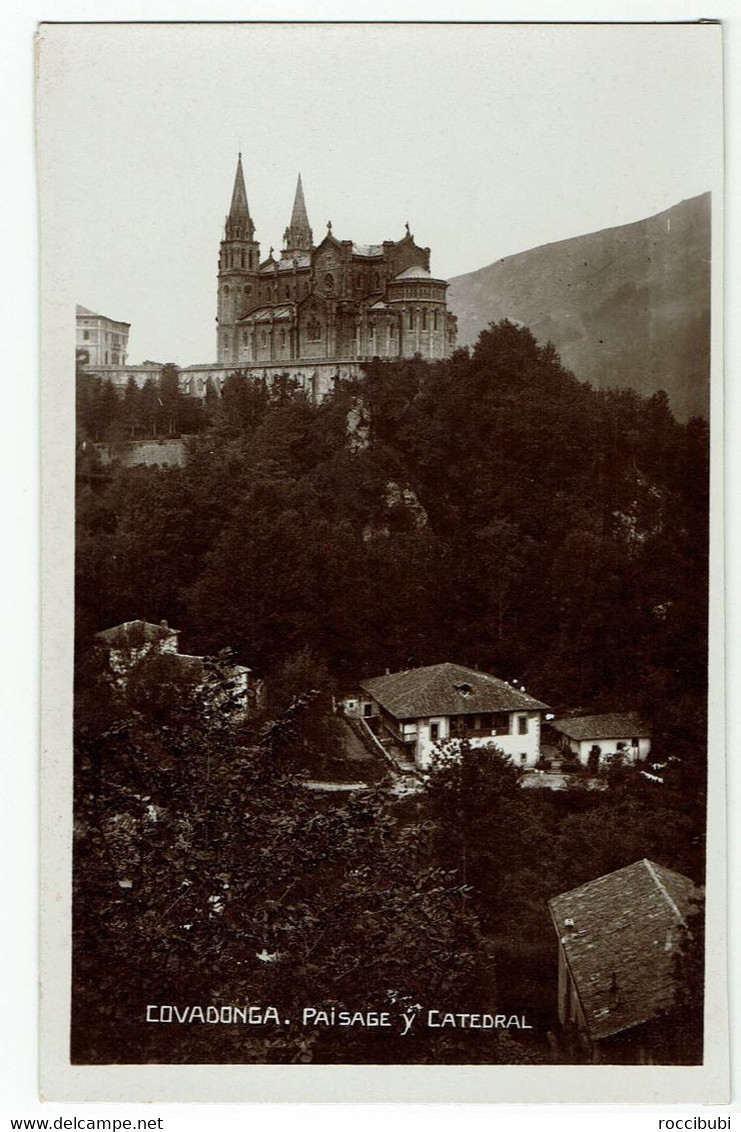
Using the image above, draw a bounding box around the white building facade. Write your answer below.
[355,662,549,771]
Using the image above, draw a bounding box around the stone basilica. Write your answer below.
[216,156,457,369]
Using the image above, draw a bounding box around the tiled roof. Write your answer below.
[360,662,548,721]
[548,859,702,1041]
[96,620,179,646]
[551,712,650,742]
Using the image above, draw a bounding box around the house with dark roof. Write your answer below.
[548,859,702,1063]
[354,662,549,770]
[550,711,651,769]
[96,620,262,719]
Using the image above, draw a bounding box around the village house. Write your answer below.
[95,620,263,719]
[549,711,651,769]
[346,662,549,770]
[548,859,702,1064]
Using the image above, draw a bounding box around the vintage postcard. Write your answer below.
[37,21,727,1102]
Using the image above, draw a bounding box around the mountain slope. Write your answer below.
[447,194,711,420]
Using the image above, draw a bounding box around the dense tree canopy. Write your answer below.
[74,321,709,1064]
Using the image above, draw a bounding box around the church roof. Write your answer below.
[548,860,701,1042]
[289,173,310,233]
[238,304,295,323]
[229,154,251,223]
[352,243,383,258]
[278,253,311,271]
[360,662,549,720]
[392,265,432,280]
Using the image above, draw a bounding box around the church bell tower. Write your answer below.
[217,155,260,364]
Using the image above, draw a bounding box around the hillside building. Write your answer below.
[550,712,651,769]
[548,859,702,1063]
[216,157,457,369]
[348,662,549,770]
[76,304,130,367]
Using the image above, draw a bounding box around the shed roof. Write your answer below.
[360,662,548,720]
[548,859,701,1042]
[551,712,650,742]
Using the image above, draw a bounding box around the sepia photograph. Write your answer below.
[36,20,727,1102]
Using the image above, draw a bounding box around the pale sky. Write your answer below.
[38,22,723,364]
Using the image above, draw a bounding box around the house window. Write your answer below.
[83,331,89,340]
[520,752,528,764]
[491,712,511,735]
[261,330,267,347]
[480,713,492,730]
[434,311,438,330]
[241,250,245,268]
[307,315,322,341]
[518,715,529,735]
[430,722,440,742]
[631,737,638,746]
[363,703,373,718]
[224,285,230,296]
[422,310,427,330]
[408,310,414,329]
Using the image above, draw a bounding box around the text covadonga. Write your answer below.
[145,1003,532,1035]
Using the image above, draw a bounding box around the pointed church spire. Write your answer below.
[284,173,313,254]
[226,154,253,239]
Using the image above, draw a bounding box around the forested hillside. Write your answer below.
[76,321,709,739]
[73,322,709,1065]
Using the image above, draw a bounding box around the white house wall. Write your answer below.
[414,711,542,770]
[572,736,651,765]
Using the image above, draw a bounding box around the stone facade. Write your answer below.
[216,157,457,368]
[76,304,130,367]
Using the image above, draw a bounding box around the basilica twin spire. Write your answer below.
[226,155,312,259]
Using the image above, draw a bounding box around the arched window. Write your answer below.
[422,310,427,330]
[408,310,414,329]
[433,310,438,331]
[224,284,230,296]
[241,250,245,268]
[248,252,253,270]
